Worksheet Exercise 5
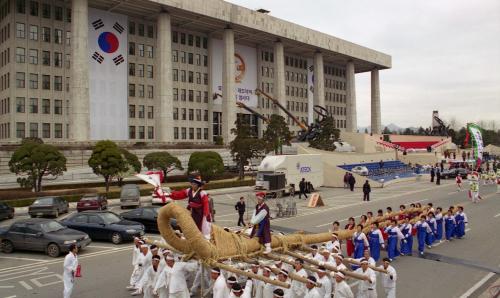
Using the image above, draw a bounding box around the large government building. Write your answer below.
[0,0,391,144]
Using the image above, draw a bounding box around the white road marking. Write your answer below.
[18,280,33,290]
[86,245,122,250]
[0,256,47,262]
[459,272,496,298]
[315,215,361,227]
[494,213,500,218]
[2,295,17,298]
[0,285,15,288]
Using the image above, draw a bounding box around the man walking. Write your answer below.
[348,174,356,191]
[362,180,371,201]
[299,178,308,199]
[430,167,435,183]
[436,168,441,185]
[235,197,246,226]
[63,244,79,298]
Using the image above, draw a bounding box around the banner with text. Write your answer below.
[467,123,484,161]
[88,8,128,140]
[211,39,258,107]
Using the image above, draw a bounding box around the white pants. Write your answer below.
[471,191,480,203]
[156,287,169,298]
[497,184,500,193]
[169,289,190,298]
[129,266,143,287]
[190,265,210,293]
[357,289,377,298]
[63,276,74,298]
[384,287,396,298]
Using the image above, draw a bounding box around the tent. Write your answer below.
[484,144,500,154]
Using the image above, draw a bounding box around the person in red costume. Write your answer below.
[168,176,211,239]
[344,217,355,257]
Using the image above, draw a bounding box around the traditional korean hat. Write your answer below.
[189,176,205,186]
[335,272,345,279]
[307,275,318,285]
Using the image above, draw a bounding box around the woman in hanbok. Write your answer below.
[344,217,356,257]
[400,217,413,256]
[434,207,444,242]
[454,206,468,239]
[351,224,369,270]
[425,212,437,248]
[368,222,384,262]
[385,219,404,261]
[443,209,456,241]
[415,215,432,255]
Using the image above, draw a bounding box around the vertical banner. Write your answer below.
[467,123,484,161]
[307,58,314,124]
[88,8,128,140]
[211,39,258,107]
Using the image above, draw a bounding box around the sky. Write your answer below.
[226,0,500,129]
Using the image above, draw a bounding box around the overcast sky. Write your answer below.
[227,0,500,129]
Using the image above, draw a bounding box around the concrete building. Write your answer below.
[0,0,391,145]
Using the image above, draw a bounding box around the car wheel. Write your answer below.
[47,243,60,257]
[1,240,14,253]
[111,232,123,244]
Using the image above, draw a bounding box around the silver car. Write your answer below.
[120,184,141,209]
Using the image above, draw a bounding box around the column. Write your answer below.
[346,61,357,132]
[313,51,325,114]
[256,45,264,138]
[371,69,381,134]
[156,12,174,142]
[274,41,286,117]
[222,28,236,144]
[70,0,89,141]
[207,36,214,142]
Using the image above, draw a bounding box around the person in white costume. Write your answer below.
[63,244,79,298]
[134,255,161,297]
[353,259,377,298]
[378,258,397,298]
[290,259,307,298]
[315,266,332,298]
[168,260,199,298]
[332,272,353,298]
[304,276,322,298]
[153,254,175,298]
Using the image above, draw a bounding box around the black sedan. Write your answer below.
[61,211,145,244]
[0,218,91,257]
[0,202,14,220]
[28,197,69,218]
[121,206,180,233]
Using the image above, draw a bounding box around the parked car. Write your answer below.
[121,206,179,233]
[61,211,145,244]
[151,187,172,205]
[120,184,141,209]
[0,202,14,220]
[352,166,369,176]
[77,194,108,212]
[244,164,257,171]
[0,218,90,257]
[28,197,69,218]
[440,168,468,179]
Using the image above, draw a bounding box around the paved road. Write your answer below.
[0,179,499,298]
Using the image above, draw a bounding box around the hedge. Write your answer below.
[3,179,255,208]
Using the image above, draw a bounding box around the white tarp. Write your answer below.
[211,39,258,107]
[88,8,128,140]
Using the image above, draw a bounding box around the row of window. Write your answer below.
[172,50,208,66]
[16,0,71,22]
[128,84,154,98]
[286,71,307,84]
[0,1,10,22]
[16,23,69,45]
[128,105,154,119]
[128,63,153,78]
[0,23,10,45]
[285,56,307,69]
[286,101,309,113]
[128,42,153,58]
[173,127,209,140]
[0,122,10,139]
[261,50,274,63]
[286,116,309,126]
[172,31,208,49]
[286,85,307,99]
[173,108,209,121]
[15,97,64,115]
[326,105,347,116]
[0,73,9,91]
[325,79,346,90]
[129,126,154,140]
[128,21,154,38]
[324,66,346,77]
[172,69,208,85]
[16,48,69,68]
[325,92,346,104]
[16,72,64,91]
[261,66,274,78]
[172,88,209,103]
[15,122,64,139]
[260,82,274,95]
[0,97,9,115]
[0,48,9,68]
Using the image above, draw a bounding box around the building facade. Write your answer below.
[0,0,391,144]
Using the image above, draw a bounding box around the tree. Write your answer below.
[9,140,67,192]
[382,126,392,135]
[88,140,128,193]
[116,149,142,186]
[230,119,266,180]
[308,117,340,151]
[262,115,293,154]
[143,151,183,181]
[417,127,426,135]
[188,151,224,182]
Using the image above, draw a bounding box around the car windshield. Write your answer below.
[40,221,65,232]
[81,196,98,201]
[33,198,54,205]
[121,189,138,197]
[100,213,122,224]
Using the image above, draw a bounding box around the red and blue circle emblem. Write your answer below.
[98,32,119,54]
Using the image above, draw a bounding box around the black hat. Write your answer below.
[231,283,242,293]
[273,289,284,297]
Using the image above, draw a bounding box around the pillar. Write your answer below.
[70,0,89,141]
[346,61,357,132]
[222,28,236,144]
[207,36,214,142]
[274,41,286,117]
[156,12,174,142]
[313,52,325,113]
[371,69,381,134]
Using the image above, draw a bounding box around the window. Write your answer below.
[42,75,50,89]
[16,72,25,88]
[203,73,208,85]
[188,34,193,46]
[196,73,201,85]
[173,108,178,120]
[138,105,144,118]
[138,23,144,36]
[54,52,62,67]
[129,126,136,139]
[54,29,62,44]
[129,21,135,34]
[129,84,135,97]
[16,47,25,63]
[54,6,62,21]
[16,122,25,138]
[188,109,194,120]
[146,45,153,58]
[138,44,144,57]
[66,8,71,22]
[65,31,71,46]
[204,128,208,140]
[196,128,201,139]
[137,64,144,77]
[172,31,178,43]
[196,109,201,121]
[29,25,38,40]
[29,1,38,16]
[147,127,154,139]
[129,63,135,76]
[147,106,153,119]
[188,90,194,102]
[42,51,50,65]
[129,42,135,55]
[181,127,186,139]
[195,54,201,66]
[181,108,186,120]
[147,25,153,38]
[173,88,178,101]
[180,51,186,63]
[146,65,153,78]
[189,128,194,139]
[172,50,178,62]
[196,91,201,102]
[29,73,38,89]
[16,23,25,38]
[203,55,208,67]
[54,76,62,91]
[42,3,50,18]
[42,99,50,114]
[29,49,38,64]
[147,85,153,98]
[174,127,178,139]
[138,126,145,139]
[188,71,193,83]
[129,105,135,118]
[188,52,193,64]
[203,37,208,49]
[195,36,201,47]
[204,92,208,103]
[54,100,62,114]
[42,27,50,42]
[172,69,178,81]
[181,89,186,101]
[54,123,62,138]
[16,97,25,113]
[180,32,185,44]
[180,70,186,82]
[42,123,50,138]
[29,122,38,137]
[17,0,26,14]
[138,84,144,97]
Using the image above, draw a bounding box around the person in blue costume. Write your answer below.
[443,209,456,241]
[415,215,432,255]
[368,222,385,262]
[454,206,468,239]
[385,219,405,261]
[434,207,444,242]
[399,217,413,256]
[425,212,437,248]
[351,224,369,270]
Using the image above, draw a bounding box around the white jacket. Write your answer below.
[168,261,199,294]
[212,274,229,298]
